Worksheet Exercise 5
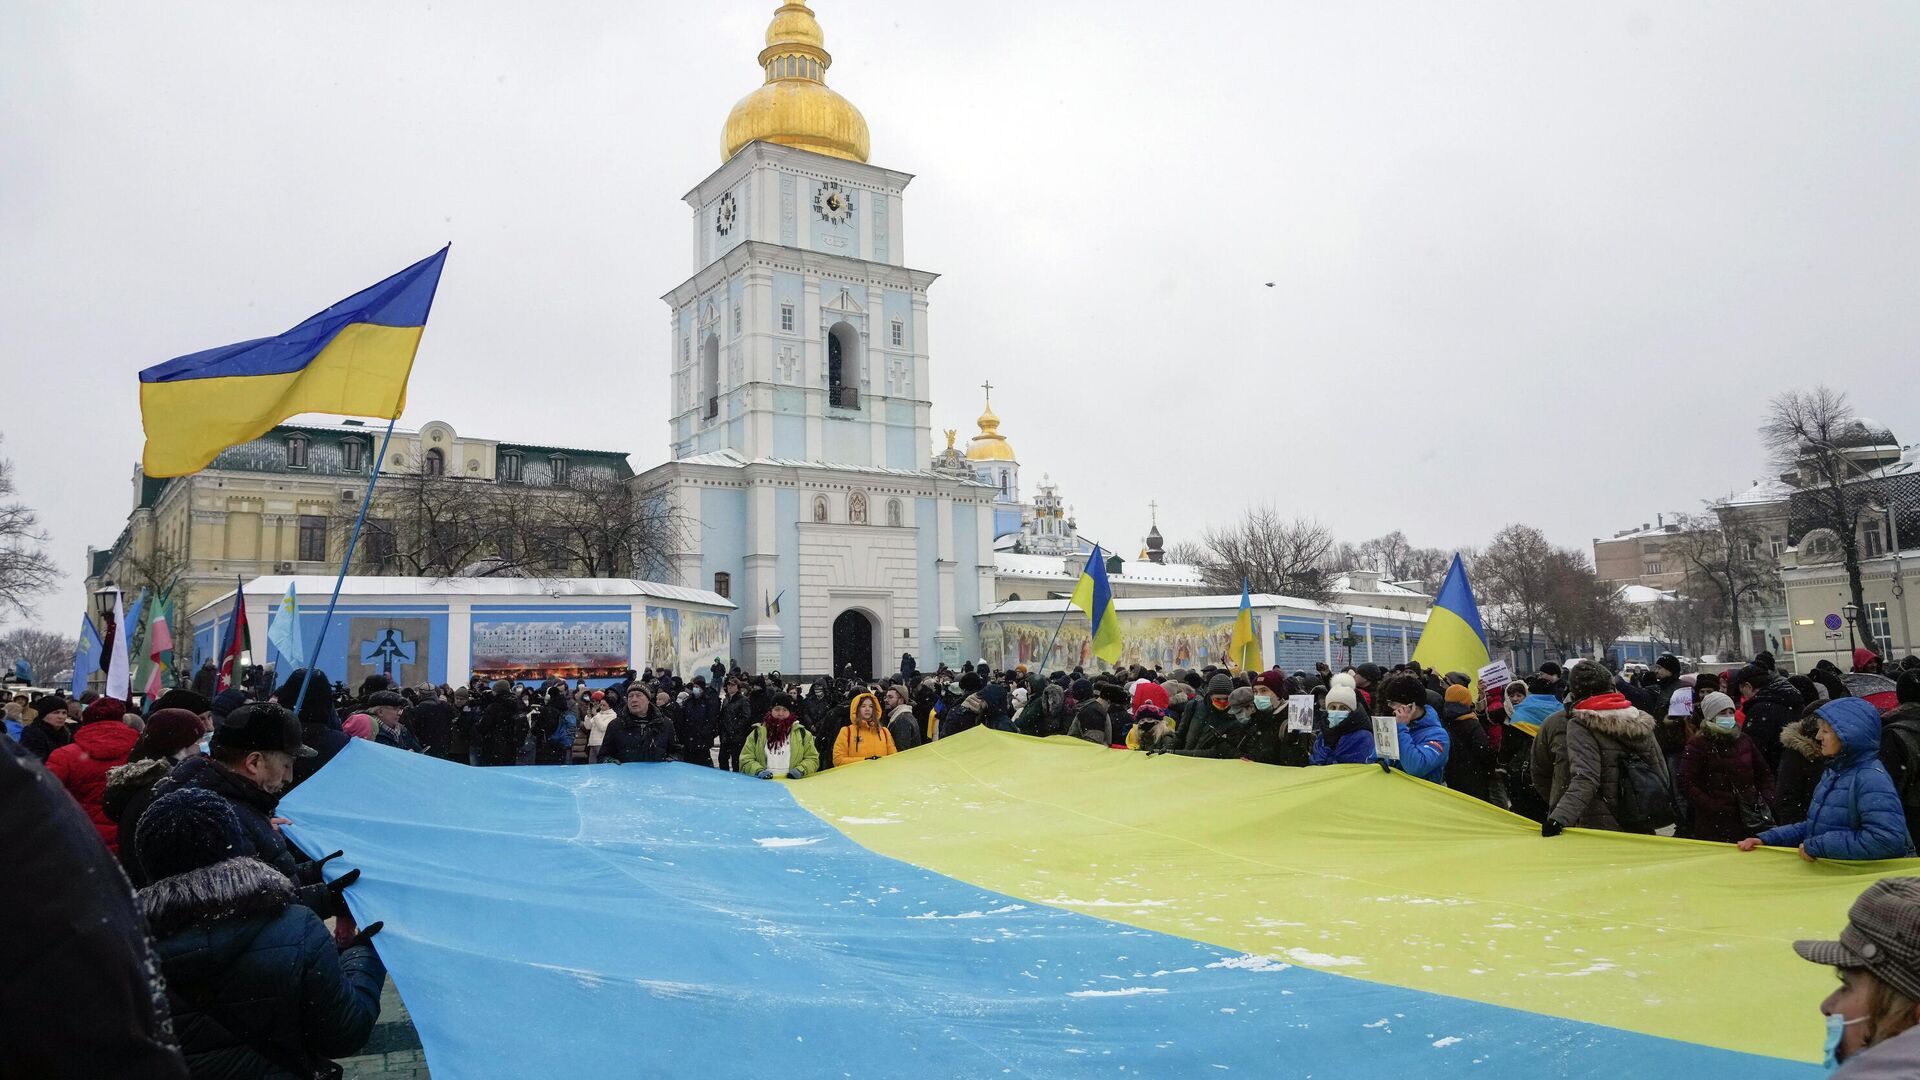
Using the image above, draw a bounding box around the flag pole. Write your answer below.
[291,415,398,715]
[1035,542,1099,675]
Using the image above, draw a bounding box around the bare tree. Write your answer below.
[1538,550,1631,658]
[1476,525,1557,670]
[526,475,687,580]
[0,627,76,685]
[1163,540,1210,568]
[1645,592,1722,659]
[1668,510,1780,657]
[1194,506,1336,603]
[0,437,60,624]
[1761,387,1874,645]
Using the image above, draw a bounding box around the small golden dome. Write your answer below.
[721,2,870,164]
[965,396,1017,462]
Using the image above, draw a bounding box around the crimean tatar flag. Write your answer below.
[268,581,305,671]
[1227,578,1262,673]
[138,247,448,477]
[71,612,103,698]
[1411,553,1491,686]
[1070,545,1122,665]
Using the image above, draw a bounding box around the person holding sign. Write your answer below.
[1381,674,1451,785]
[1310,680,1376,766]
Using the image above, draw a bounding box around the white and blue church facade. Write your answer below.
[634,1,996,677]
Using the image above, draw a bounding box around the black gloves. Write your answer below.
[326,868,361,917]
[1541,819,1564,838]
[315,849,345,873]
[346,921,384,950]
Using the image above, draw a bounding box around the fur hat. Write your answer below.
[959,672,984,694]
[1227,687,1255,710]
[141,708,204,758]
[1325,686,1358,712]
[1444,684,1475,707]
[1568,661,1614,701]
[136,788,249,881]
[82,696,128,725]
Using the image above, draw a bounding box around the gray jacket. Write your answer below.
[1549,701,1668,832]
[1836,1026,1920,1078]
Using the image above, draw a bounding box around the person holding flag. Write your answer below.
[1227,578,1262,675]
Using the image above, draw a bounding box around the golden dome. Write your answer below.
[721,2,870,164]
[965,394,1017,462]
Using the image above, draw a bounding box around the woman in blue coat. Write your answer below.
[1738,697,1914,861]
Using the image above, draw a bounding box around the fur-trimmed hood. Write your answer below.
[104,756,171,803]
[139,856,294,940]
[1568,701,1657,740]
[1780,717,1824,762]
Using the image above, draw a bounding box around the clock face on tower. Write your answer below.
[714,191,737,236]
[813,181,853,225]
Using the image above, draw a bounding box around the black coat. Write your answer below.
[476,698,528,766]
[292,722,351,788]
[1,740,190,1080]
[601,713,676,764]
[103,757,175,887]
[142,857,384,1078]
[150,757,333,917]
[16,718,72,762]
[1440,703,1496,801]
[1235,710,1312,767]
[1742,676,1804,771]
[405,699,457,759]
[677,688,721,767]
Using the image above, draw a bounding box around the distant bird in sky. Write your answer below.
[1264,282,1275,287]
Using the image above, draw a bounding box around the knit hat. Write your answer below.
[769,692,795,712]
[151,688,212,715]
[1444,684,1474,707]
[1654,654,1682,677]
[1567,662,1613,701]
[1205,673,1234,698]
[27,694,66,722]
[141,708,204,758]
[1329,672,1357,693]
[1666,687,1695,718]
[211,688,249,719]
[343,713,375,740]
[1325,686,1358,712]
[1354,663,1385,686]
[1131,680,1171,716]
[959,672,984,694]
[82,696,128,725]
[1254,670,1288,696]
[1698,691,1736,720]
[136,788,250,881]
[1069,678,1093,700]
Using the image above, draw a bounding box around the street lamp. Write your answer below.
[1843,602,1860,655]
[92,583,120,616]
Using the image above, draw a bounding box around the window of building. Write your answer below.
[286,434,309,469]
[1771,536,1787,557]
[340,438,364,472]
[1865,526,1886,558]
[887,499,902,527]
[700,334,720,420]
[732,304,741,335]
[1870,602,1893,651]
[297,515,327,561]
[713,572,731,598]
[422,448,445,475]
[364,520,397,569]
[499,451,522,483]
[891,319,903,347]
[549,455,569,485]
[780,303,795,332]
[827,321,860,409]
[1644,561,1662,575]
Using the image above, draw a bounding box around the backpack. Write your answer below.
[1615,749,1678,832]
[1882,718,1920,815]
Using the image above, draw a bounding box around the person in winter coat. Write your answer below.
[882,685,923,752]
[475,680,529,766]
[1175,687,1254,758]
[1540,661,1667,835]
[1501,680,1555,822]
[1068,682,1128,747]
[742,695,819,779]
[404,690,457,760]
[1777,712,1831,830]
[1741,698,1914,861]
[583,691,616,764]
[1793,877,1920,1075]
[718,680,756,772]
[1439,684,1494,801]
[1738,665,1805,771]
[17,693,73,761]
[137,788,385,1078]
[1878,671,1920,845]
[275,669,351,788]
[1311,684,1376,765]
[1680,691,1776,844]
[1,739,192,1080]
[600,686,676,764]
[676,678,721,768]
[102,708,206,886]
[833,692,898,765]
[45,695,142,854]
[1853,647,1886,676]
[1013,672,1055,737]
[1238,676,1311,766]
[1378,673,1450,784]
[978,681,1014,733]
[1177,675,1239,755]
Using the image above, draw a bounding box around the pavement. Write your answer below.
[336,977,430,1079]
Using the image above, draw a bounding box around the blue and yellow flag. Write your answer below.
[1411,553,1491,684]
[71,612,103,697]
[138,247,448,477]
[1070,545,1122,665]
[1226,577,1262,673]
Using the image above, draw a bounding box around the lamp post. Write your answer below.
[1843,601,1860,659]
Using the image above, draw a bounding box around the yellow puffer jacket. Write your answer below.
[834,693,898,766]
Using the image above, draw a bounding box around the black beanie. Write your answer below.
[136,788,250,881]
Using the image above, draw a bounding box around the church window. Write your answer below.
[827,321,860,409]
[813,495,829,522]
[285,434,309,469]
[780,303,795,332]
[499,451,522,483]
[422,448,445,476]
[887,499,902,527]
[999,471,1009,496]
[891,319,903,347]
[713,571,731,599]
[849,491,868,524]
[700,334,720,420]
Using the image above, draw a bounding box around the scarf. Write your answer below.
[765,713,795,749]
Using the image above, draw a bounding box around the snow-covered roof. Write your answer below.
[978,594,1428,624]
[1328,573,1429,599]
[992,551,1205,587]
[672,448,992,485]
[1616,584,1679,605]
[189,575,735,621]
[1718,479,1793,508]
[1602,521,1687,542]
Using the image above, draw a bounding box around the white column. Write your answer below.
[803,276,823,460]
[445,596,472,682]
[739,477,785,672]
[935,494,960,659]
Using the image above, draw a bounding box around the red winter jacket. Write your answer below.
[46,720,141,853]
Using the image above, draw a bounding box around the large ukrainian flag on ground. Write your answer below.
[1412,552,1492,681]
[138,247,448,477]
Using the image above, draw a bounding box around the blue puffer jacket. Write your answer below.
[140,856,385,1077]
[1393,705,1452,784]
[1310,714,1377,765]
[1758,698,1914,861]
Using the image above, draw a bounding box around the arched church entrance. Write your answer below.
[831,609,875,679]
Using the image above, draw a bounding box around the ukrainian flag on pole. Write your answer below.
[1070,545,1123,665]
[138,247,448,477]
[1411,553,1491,684]
[1227,577,1262,673]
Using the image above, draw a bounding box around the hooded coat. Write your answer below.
[1678,727,1774,843]
[1546,693,1667,832]
[46,718,142,853]
[1740,673,1804,770]
[141,857,384,1078]
[1177,693,1238,756]
[740,720,820,778]
[1012,673,1055,737]
[1774,716,1829,828]
[1878,700,1920,845]
[833,694,898,765]
[1758,698,1914,860]
[104,757,177,886]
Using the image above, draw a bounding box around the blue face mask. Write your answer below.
[1326,710,1350,726]
[1825,1011,1866,1070]
[1708,715,1738,734]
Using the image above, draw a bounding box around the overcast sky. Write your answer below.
[5,1,1919,632]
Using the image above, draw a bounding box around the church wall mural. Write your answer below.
[470,609,631,682]
[978,613,1263,674]
[645,606,680,674]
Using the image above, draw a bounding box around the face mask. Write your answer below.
[1210,696,1231,710]
[1253,695,1274,710]
[1708,715,1738,734]
[1326,710,1350,725]
[1825,1011,1867,1069]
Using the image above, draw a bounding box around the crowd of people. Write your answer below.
[9,642,1920,1075]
